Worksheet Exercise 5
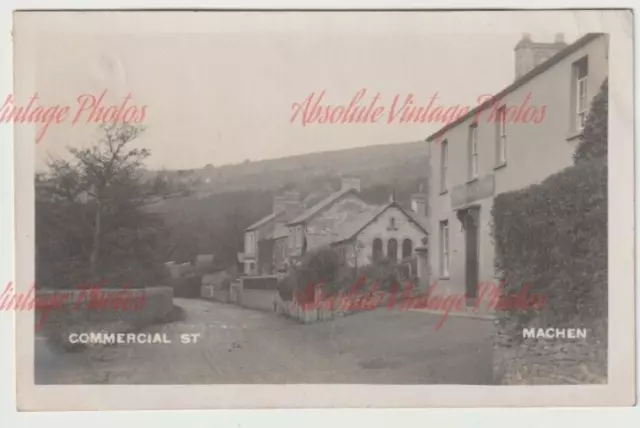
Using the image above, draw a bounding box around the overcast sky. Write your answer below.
[17,11,588,170]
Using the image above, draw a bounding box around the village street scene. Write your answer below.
[30,13,609,386]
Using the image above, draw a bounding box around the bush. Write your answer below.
[278,274,296,301]
[172,273,202,298]
[574,78,608,163]
[358,258,401,292]
[279,247,342,302]
[492,157,607,335]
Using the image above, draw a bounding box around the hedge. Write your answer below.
[491,156,607,335]
[574,78,608,163]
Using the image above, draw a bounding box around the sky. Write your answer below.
[14,10,586,170]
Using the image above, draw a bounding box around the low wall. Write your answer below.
[493,320,607,384]
[36,287,174,348]
[274,290,394,324]
[241,276,279,290]
[201,285,230,303]
[240,289,279,312]
[201,280,278,312]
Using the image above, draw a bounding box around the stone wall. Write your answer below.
[241,289,280,312]
[202,279,280,312]
[493,320,607,384]
[274,289,393,324]
[36,287,174,348]
[242,275,279,290]
[201,285,230,303]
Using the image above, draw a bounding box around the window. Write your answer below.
[402,239,413,259]
[440,221,450,277]
[245,232,255,255]
[296,226,303,248]
[388,216,397,230]
[574,57,589,130]
[387,238,398,262]
[440,140,448,192]
[468,124,478,180]
[372,238,383,262]
[496,106,507,165]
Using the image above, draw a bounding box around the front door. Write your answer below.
[464,207,480,304]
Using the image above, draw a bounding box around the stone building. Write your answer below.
[426,33,608,303]
[241,176,430,283]
[240,191,303,276]
[330,191,428,279]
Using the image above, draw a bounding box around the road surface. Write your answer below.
[35,298,495,384]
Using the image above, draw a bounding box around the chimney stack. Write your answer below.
[273,191,304,221]
[410,183,428,218]
[514,33,568,80]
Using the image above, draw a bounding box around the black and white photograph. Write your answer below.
[10,9,635,409]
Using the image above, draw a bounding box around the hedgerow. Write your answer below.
[492,156,607,335]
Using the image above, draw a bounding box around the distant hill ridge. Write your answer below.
[149,140,430,265]
[150,140,429,195]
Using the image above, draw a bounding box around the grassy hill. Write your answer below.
[149,140,430,266]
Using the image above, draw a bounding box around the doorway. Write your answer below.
[463,207,480,304]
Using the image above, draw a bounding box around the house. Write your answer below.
[426,33,608,302]
[331,189,429,277]
[285,176,372,261]
[202,269,233,289]
[242,175,430,282]
[240,191,304,275]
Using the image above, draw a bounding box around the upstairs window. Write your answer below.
[440,140,448,192]
[574,57,589,131]
[468,124,478,180]
[496,106,507,166]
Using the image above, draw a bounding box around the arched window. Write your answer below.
[372,238,383,262]
[387,238,398,262]
[402,239,413,259]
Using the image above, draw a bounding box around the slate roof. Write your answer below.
[245,211,286,231]
[332,201,429,244]
[266,225,290,240]
[287,188,362,226]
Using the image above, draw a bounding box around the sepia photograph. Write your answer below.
[10,9,634,409]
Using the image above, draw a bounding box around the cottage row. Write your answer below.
[240,33,609,305]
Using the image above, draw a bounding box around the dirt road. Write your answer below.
[35,298,495,384]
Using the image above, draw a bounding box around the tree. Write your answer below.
[37,123,168,289]
[574,78,608,163]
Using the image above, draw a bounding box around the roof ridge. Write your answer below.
[287,187,360,225]
[427,33,603,141]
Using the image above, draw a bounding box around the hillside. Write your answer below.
[149,140,431,266]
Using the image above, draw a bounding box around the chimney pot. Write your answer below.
[514,33,567,80]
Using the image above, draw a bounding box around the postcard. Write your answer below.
[11,9,635,410]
